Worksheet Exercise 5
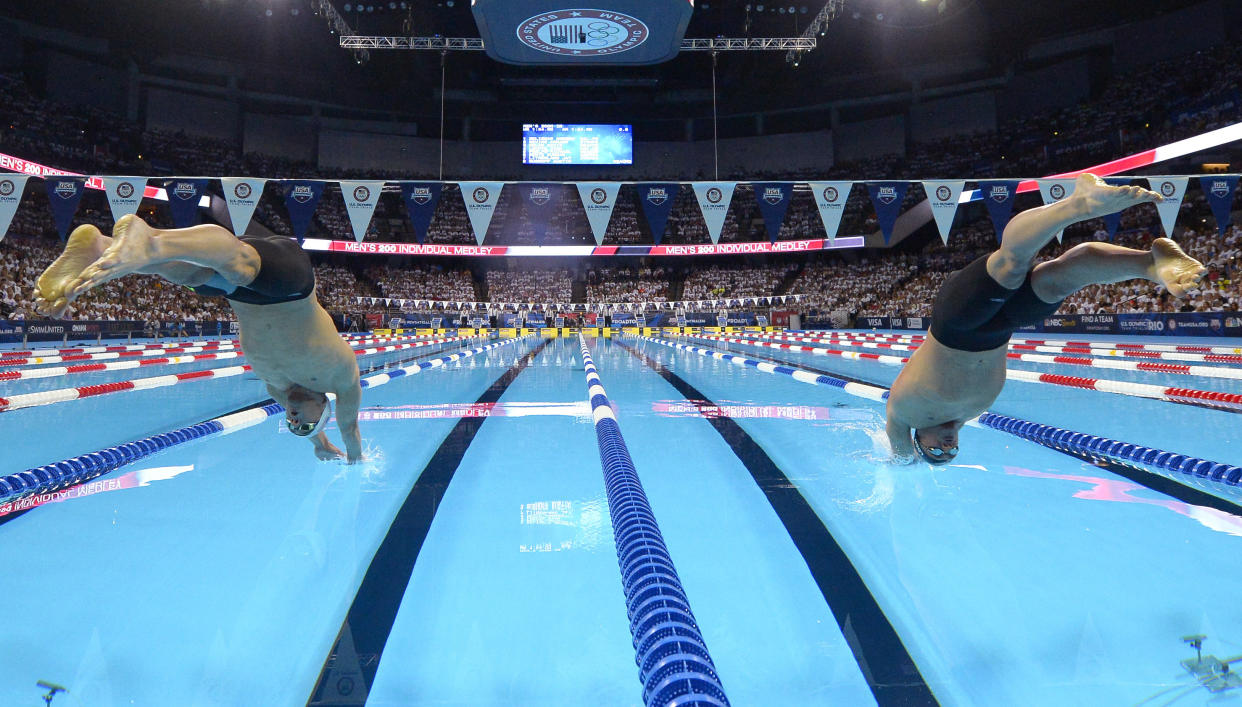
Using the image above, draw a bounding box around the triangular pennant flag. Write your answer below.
[283,180,325,243]
[866,181,909,245]
[45,176,87,241]
[921,180,964,245]
[340,180,385,242]
[101,177,147,225]
[0,174,30,243]
[458,182,505,245]
[1100,177,1132,241]
[1199,175,1239,236]
[980,180,1021,243]
[692,182,736,244]
[1146,176,1188,238]
[220,177,266,235]
[576,182,621,245]
[164,178,208,228]
[637,183,678,244]
[523,183,559,244]
[752,182,794,243]
[808,181,851,243]
[1036,178,1078,242]
[400,182,443,244]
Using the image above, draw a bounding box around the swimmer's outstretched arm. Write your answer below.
[333,380,364,464]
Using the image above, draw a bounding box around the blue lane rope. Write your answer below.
[0,336,532,506]
[633,334,1242,493]
[578,335,731,707]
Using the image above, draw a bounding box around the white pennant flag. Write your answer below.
[692,182,736,244]
[220,177,266,235]
[458,182,505,245]
[1147,176,1189,238]
[1036,178,1078,241]
[0,174,29,243]
[340,180,385,242]
[921,180,965,245]
[808,181,852,243]
[101,176,148,224]
[575,182,621,245]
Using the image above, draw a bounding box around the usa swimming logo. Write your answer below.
[1049,183,1066,200]
[54,180,79,199]
[877,186,898,205]
[411,186,433,204]
[646,187,668,205]
[233,182,252,199]
[1210,180,1230,199]
[291,184,315,203]
[173,182,198,200]
[763,187,784,205]
[529,187,551,205]
[989,185,1010,203]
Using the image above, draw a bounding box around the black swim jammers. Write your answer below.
[929,254,1064,352]
[192,235,315,305]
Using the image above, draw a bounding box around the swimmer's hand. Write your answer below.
[890,452,917,466]
[314,439,346,461]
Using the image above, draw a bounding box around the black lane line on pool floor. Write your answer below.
[617,340,939,707]
[308,338,550,701]
[690,339,1242,519]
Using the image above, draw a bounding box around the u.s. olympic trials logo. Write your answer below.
[706,187,723,204]
[989,185,1010,203]
[54,180,79,199]
[352,185,371,202]
[517,10,649,57]
[472,187,490,204]
[877,186,898,205]
[1210,180,1230,199]
[233,182,253,200]
[116,182,135,199]
[0,179,14,197]
[529,187,551,206]
[823,186,839,203]
[411,186,433,204]
[645,187,669,205]
[935,185,952,202]
[291,184,314,204]
[763,187,784,205]
[1049,183,1066,200]
[174,182,199,200]
[590,187,607,205]
[1159,181,1176,198]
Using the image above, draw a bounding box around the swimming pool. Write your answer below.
[1,330,1239,706]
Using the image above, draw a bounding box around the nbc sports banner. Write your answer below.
[339,180,385,242]
[692,182,736,244]
[458,182,505,245]
[524,183,559,244]
[0,174,28,242]
[808,181,851,243]
[1199,175,1239,236]
[866,181,908,245]
[283,180,325,243]
[45,176,86,240]
[220,177,266,235]
[752,182,794,243]
[164,178,208,228]
[576,182,621,245]
[637,183,678,245]
[921,180,964,245]
[1036,178,1077,242]
[101,177,147,224]
[400,182,442,244]
[1146,176,1188,238]
[980,180,1021,243]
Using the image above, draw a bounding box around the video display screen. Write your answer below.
[522,124,633,165]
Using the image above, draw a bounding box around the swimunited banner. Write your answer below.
[752,182,794,243]
[340,180,385,243]
[164,178,208,228]
[980,180,1021,243]
[283,179,325,243]
[1199,175,1239,236]
[808,181,851,243]
[637,183,678,245]
[523,183,559,244]
[0,174,28,242]
[1146,176,1188,238]
[400,182,443,244]
[866,181,908,245]
[45,176,86,240]
[576,182,621,245]
[921,180,964,245]
[1035,178,1077,242]
[692,182,736,244]
[220,177,266,235]
[101,177,147,225]
[458,182,505,245]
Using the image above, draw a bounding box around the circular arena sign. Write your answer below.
[517,9,649,56]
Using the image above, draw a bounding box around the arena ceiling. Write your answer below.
[2,0,1209,122]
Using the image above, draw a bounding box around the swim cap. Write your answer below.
[912,430,957,466]
[287,399,332,437]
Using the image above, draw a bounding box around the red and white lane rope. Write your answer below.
[0,351,245,382]
[0,335,467,412]
[757,330,1242,356]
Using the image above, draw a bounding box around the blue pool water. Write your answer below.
[1,331,1240,706]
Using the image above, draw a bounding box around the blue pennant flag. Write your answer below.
[980,180,1022,243]
[753,182,794,243]
[637,183,678,245]
[524,183,559,244]
[1199,175,1239,236]
[866,181,908,245]
[163,178,208,228]
[1101,177,1132,241]
[44,176,87,241]
[283,180,325,243]
[400,182,443,244]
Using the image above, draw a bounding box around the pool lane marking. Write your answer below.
[307,338,551,699]
[0,331,398,361]
[758,330,1242,356]
[615,339,938,707]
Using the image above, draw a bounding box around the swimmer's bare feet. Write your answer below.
[68,214,162,298]
[1150,237,1207,298]
[1071,173,1160,219]
[33,224,111,318]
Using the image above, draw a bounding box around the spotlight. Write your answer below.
[265,8,273,16]
[290,7,299,15]
[344,3,351,9]
[446,0,454,6]
[389,1,396,8]
[755,4,763,9]
[778,7,785,13]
